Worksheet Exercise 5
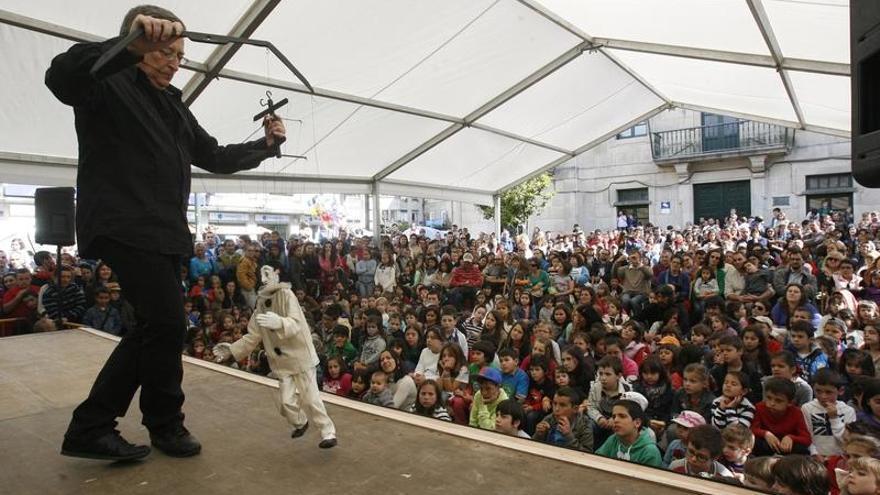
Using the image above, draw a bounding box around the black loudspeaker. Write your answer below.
[852,0,880,187]
[35,187,76,247]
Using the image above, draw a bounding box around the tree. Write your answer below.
[479,172,555,230]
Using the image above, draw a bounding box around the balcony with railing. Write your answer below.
[651,120,794,163]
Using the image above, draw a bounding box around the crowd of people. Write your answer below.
[6,205,880,494]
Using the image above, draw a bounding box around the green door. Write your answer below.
[693,181,751,224]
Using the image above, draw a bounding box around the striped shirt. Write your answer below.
[711,396,756,429]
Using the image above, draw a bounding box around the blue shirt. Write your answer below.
[501,368,529,400]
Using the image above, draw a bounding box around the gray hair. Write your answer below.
[120,5,185,36]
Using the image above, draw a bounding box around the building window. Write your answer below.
[617,187,649,203]
[806,173,853,191]
[805,173,854,216]
[616,187,649,226]
[616,121,648,139]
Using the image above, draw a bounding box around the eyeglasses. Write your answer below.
[158,47,187,64]
[686,447,711,463]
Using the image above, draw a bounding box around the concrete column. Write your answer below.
[372,183,381,247]
[748,155,768,219]
[673,163,693,227]
[493,195,501,241]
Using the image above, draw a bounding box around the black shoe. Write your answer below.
[291,422,309,439]
[61,432,151,461]
[318,437,337,449]
[150,425,201,458]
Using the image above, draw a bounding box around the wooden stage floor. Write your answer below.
[0,330,755,494]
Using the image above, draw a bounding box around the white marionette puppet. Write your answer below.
[215,265,337,448]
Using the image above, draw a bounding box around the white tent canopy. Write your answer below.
[0,0,851,206]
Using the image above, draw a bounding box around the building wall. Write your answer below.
[528,108,878,234]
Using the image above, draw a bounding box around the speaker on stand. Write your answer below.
[34,187,76,328]
[852,0,880,187]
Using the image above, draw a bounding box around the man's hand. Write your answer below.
[126,14,184,56]
[214,343,233,363]
[264,115,286,148]
[256,311,283,331]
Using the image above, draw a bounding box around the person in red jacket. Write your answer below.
[447,253,483,308]
[751,377,811,456]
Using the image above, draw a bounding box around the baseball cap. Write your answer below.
[619,391,648,412]
[462,253,474,263]
[671,410,706,428]
[658,335,681,347]
[477,367,502,385]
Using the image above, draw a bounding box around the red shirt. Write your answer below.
[449,264,483,288]
[750,402,811,447]
[2,285,38,318]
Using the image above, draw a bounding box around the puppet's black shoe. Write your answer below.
[150,425,201,457]
[291,422,309,438]
[61,432,151,461]
[318,437,337,449]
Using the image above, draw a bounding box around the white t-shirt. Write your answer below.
[415,348,440,380]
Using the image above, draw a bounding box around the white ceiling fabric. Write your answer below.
[0,0,851,205]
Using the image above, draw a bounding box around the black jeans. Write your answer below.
[752,436,811,457]
[66,238,186,441]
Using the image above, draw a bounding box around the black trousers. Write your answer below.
[752,436,811,457]
[66,238,186,441]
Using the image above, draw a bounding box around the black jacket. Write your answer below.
[45,36,274,257]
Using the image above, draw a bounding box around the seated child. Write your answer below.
[523,355,556,436]
[587,356,631,448]
[789,320,830,384]
[469,367,509,430]
[409,379,452,422]
[771,455,830,495]
[321,356,352,396]
[595,397,662,467]
[498,348,529,402]
[362,369,394,407]
[533,387,593,452]
[347,369,369,400]
[671,363,715,423]
[719,423,754,479]
[710,370,756,429]
[827,431,880,495]
[764,350,814,406]
[668,424,735,478]
[663,410,706,467]
[751,377,812,456]
[494,399,531,439]
[802,368,857,457]
[742,260,771,301]
[354,315,386,371]
[840,457,880,495]
[326,325,358,369]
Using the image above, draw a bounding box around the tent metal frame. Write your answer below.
[0,0,852,209]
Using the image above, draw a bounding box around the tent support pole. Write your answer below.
[494,195,502,246]
[372,182,381,248]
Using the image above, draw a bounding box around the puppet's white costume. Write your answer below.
[216,266,337,448]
